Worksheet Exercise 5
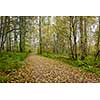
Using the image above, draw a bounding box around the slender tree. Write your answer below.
[80,16,85,60]
[95,16,100,60]
[39,16,42,54]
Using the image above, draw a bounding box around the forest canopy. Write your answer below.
[0,16,100,60]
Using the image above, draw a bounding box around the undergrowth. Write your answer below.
[0,52,29,72]
[41,52,100,75]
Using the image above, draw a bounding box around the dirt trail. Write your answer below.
[7,55,100,83]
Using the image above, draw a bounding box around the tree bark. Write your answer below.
[39,16,42,54]
[80,16,85,60]
[94,16,100,60]
[69,16,74,59]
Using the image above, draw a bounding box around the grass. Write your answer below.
[0,52,29,83]
[41,52,100,75]
[0,52,29,72]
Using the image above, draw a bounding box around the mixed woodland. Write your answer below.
[0,16,100,82]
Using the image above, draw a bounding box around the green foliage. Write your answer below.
[0,52,29,72]
[41,52,100,75]
[42,52,68,60]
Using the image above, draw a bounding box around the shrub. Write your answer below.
[0,52,28,72]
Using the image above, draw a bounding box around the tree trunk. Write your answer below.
[69,16,74,59]
[6,17,11,52]
[39,16,42,54]
[84,18,87,56]
[19,16,26,52]
[80,16,85,60]
[94,16,100,60]
[72,16,77,60]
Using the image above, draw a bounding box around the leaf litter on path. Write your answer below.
[7,55,100,83]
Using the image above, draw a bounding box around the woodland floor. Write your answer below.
[7,55,100,83]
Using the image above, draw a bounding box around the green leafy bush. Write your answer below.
[0,52,29,72]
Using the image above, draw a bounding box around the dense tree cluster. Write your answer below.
[36,16,99,61]
[0,16,100,60]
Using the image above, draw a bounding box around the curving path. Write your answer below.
[7,55,100,83]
